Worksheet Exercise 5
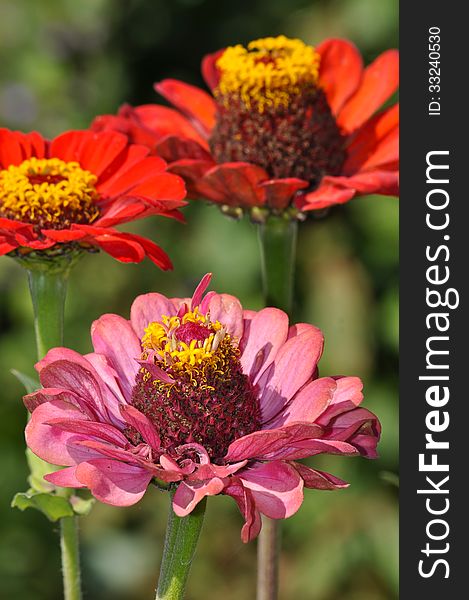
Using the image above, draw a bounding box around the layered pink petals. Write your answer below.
[0,127,187,267]
[25,275,380,541]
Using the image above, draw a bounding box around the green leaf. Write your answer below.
[11,369,39,394]
[70,494,95,516]
[12,491,74,522]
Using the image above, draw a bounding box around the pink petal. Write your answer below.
[38,360,108,420]
[291,462,349,490]
[240,307,289,384]
[75,459,153,506]
[45,418,128,447]
[258,327,324,424]
[191,273,212,309]
[269,377,337,427]
[91,314,141,399]
[206,293,244,339]
[223,478,262,543]
[317,38,364,116]
[24,387,87,414]
[172,478,225,517]
[239,461,304,519]
[44,466,86,488]
[84,352,128,426]
[25,400,100,467]
[130,292,176,338]
[119,405,161,450]
[136,359,175,384]
[225,429,289,462]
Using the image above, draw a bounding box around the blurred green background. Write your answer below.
[0,0,398,598]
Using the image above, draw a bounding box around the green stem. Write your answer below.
[60,516,82,600]
[257,216,297,314]
[156,494,206,600]
[27,266,69,360]
[256,215,298,600]
[22,256,83,600]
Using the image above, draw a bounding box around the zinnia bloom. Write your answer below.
[0,128,187,268]
[25,274,380,542]
[93,36,398,218]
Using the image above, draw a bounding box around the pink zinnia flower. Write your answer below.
[25,274,380,542]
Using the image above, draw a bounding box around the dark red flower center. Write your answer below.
[128,311,261,461]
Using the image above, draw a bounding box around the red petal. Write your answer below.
[41,229,87,242]
[338,49,399,133]
[299,184,356,211]
[0,129,28,167]
[95,144,151,193]
[155,135,212,163]
[300,169,399,211]
[135,104,208,147]
[317,39,363,116]
[49,130,88,162]
[98,155,167,196]
[344,104,399,174]
[201,49,224,90]
[125,172,186,203]
[259,178,309,211]
[167,159,216,198]
[197,162,267,207]
[78,131,129,177]
[154,79,217,137]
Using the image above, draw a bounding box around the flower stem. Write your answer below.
[257,216,297,314]
[22,255,83,600]
[60,515,82,600]
[156,494,206,600]
[257,215,298,600]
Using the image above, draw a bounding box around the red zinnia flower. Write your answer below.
[93,36,398,218]
[0,128,187,268]
[25,274,380,542]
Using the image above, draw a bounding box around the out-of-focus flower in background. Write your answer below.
[93,36,398,220]
[25,274,380,542]
[0,128,186,268]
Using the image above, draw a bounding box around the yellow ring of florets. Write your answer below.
[0,157,100,228]
[215,35,320,112]
[142,307,226,370]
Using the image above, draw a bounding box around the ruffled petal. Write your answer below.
[337,49,399,133]
[25,399,100,467]
[75,459,153,506]
[239,461,304,519]
[172,478,225,516]
[317,39,364,115]
[223,478,262,542]
[258,178,309,211]
[45,466,85,488]
[196,162,267,207]
[291,462,349,490]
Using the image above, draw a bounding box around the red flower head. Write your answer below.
[0,128,187,268]
[25,274,380,542]
[93,36,398,220]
